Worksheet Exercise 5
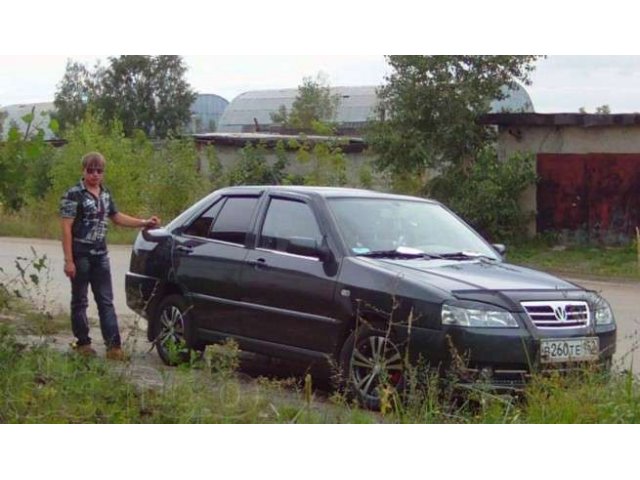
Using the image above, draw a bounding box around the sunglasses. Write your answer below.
[86,168,104,175]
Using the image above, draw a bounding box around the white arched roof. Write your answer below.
[218,86,379,133]
[217,83,534,133]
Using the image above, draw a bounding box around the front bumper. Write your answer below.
[396,322,617,390]
[125,272,160,318]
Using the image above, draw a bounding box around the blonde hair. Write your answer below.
[81,152,106,169]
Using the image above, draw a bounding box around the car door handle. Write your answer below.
[175,245,194,254]
[247,258,267,269]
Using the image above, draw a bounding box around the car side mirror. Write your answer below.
[317,243,333,263]
[492,243,507,257]
[142,227,172,243]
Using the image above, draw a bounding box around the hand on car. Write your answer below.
[144,216,161,229]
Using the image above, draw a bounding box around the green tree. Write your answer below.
[53,56,196,138]
[271,73,340,133]
[579,105,611,114]
[151,56,197,138]
[53,60,99,131]
[366,55,542,240]
[265,74,349,186]
[367,55,541,176]
[98,55,196,138]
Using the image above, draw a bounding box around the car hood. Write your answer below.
[359,257,580,292]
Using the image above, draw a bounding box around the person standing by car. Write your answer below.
[59,152,160,360]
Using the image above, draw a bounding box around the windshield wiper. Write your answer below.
[433,251,498,262]
[357,248,439,259]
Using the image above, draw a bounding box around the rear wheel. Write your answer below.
[154,294,196,366]
[339,326,405,410]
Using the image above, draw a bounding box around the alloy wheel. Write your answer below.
[350,335,404,403]
[158,305,186,355]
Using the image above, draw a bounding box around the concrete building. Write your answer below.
[192,132,374,186]
[480,113,640,242]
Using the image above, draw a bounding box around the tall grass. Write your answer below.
[0,207,139,244]
[508,241,639,279]
[0,207,60,240]
[2,318,639,424]
[0,324,382,424]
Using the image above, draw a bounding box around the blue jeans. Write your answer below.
[70,254,121,348]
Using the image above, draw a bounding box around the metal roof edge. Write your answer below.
[478,113,640,127]
[191,132,368,153]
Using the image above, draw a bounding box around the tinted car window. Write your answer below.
[259,198,322,252]
[210,196,259,245]
[183,200,223,238]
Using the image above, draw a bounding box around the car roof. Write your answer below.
[215,185,438,203]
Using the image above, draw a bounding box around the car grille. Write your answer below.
[521,301,590,328]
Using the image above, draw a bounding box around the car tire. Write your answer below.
[339,325,405,410]
[153,294,198,366]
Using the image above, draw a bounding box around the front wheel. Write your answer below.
[154,294,196,366]
[339,326,405,410]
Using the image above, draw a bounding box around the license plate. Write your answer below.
[540,337,600,364]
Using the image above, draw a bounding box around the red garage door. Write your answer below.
[537,154,640,240]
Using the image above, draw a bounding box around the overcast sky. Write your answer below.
[2,55,640,114]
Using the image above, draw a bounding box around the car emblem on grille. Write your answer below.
[521,301,589,328]
[553,306,568,321]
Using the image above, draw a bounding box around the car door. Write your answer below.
[173,194,260,338]
[239,194,341,355]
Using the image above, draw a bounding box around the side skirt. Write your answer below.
[197,328,332,365]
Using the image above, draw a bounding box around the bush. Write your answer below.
[0,125,56,212]
[292,137,348,186]
[428,147,537,242]
[225,142,289,186]
[146,137,212,221]
[50,116,154,218]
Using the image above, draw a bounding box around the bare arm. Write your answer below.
[61,218,76,279]
[111,212,160,229]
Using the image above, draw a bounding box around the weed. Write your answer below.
[0,249,66,335]
[203,339,240,379]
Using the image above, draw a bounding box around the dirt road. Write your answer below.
[1,236,638,372]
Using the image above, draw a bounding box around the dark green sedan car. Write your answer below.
[126,186,617,409]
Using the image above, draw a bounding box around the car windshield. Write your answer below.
[327,198,499,260]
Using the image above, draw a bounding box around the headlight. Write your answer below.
[592,296,615,325]
[442,302,518,328]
